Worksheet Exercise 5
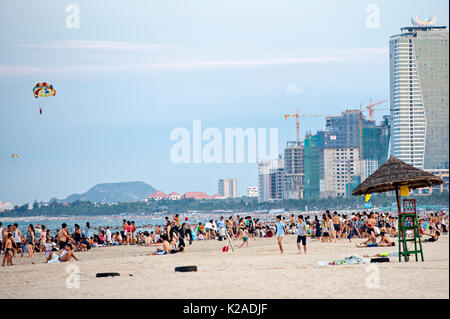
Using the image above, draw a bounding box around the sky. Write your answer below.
[0,0,448,205]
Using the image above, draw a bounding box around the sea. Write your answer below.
[1,206,445,236]
[0,214,169,235]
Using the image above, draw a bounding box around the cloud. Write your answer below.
[285,82,303,95]
[0,47,388,76]
[17,40,177,51]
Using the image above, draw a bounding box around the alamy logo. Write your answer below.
[365,264,380,288]
[365,4,380,29]
[65,4,80,29]
[170,120,278,164]
[65,264,80,288]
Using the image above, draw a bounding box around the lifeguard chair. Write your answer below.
[398,199,424,262]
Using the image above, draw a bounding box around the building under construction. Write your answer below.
[304,110,391,199]
[283,141,305,199]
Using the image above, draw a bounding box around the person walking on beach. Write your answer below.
[85,222,91,239]
[296,215,307,254]
[314,216,321,239]
[126,221,132,245]
[290,214,296,234]
[332,212,341,241]
[26,225,35,258]
[275,215,285,254]
[105,226,112,245]
[239,227,250,248]
[178,223,187,250]
[121,219,127,240]
[321,215,331,243]
[173,213,181,230]
[217,216,226,241]
[2,233,14,266]
[38,226,47,253]
[12,224,23,257]
[131,221,137,244]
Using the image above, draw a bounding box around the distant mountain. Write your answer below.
[60,181,157,203]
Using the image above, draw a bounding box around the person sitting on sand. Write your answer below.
[151,235,184,255]
[356,230,395,248]
[378,232,395,247]
[46,243,79,263]
[355,231,378,247]
[143,231,152,246]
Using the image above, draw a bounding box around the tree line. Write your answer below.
[2,191,448,217]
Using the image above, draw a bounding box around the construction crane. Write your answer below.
[359,100,390,182]
[366,98,388,122]
[284,108,339,147]
[284,108,301,147]
[284,108,339,200]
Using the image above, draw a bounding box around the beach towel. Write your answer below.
[317,254,370,266]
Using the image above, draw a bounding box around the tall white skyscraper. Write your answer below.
[389,18,449,170]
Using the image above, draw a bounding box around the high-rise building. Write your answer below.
[325,110,371,148]
[389,18,449,170]
[218,178,237,198]
[321,147,360,198]
[269,165,285,201]
[283,141,305,199]
[257,159,283,202]
[247,186,259,198]
[361,118,391,179]
[304,133,320,200]
[303,109,389,198]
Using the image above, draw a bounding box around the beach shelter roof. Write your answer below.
[352,156,444,196]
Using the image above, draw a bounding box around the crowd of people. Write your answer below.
[0,210,447,265]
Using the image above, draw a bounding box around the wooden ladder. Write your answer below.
[398,199,424,262]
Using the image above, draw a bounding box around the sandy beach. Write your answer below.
[1,235,448,299]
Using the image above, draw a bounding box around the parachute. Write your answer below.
[11,153,19,164]
[33,82,56,115]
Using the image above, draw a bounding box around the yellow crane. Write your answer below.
[284,108,301,147]
[284,108,339,199]
[284,108,339,147]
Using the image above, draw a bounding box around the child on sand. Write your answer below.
[296,215,307,254]
[2,233,14,266]
[239,227,249,248]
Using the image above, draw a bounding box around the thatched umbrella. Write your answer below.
[352,156,444,214]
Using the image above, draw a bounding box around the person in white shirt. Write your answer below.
[105,226,112,245]
[204,220,213,240]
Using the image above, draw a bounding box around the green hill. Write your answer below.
[61,181,157,203]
